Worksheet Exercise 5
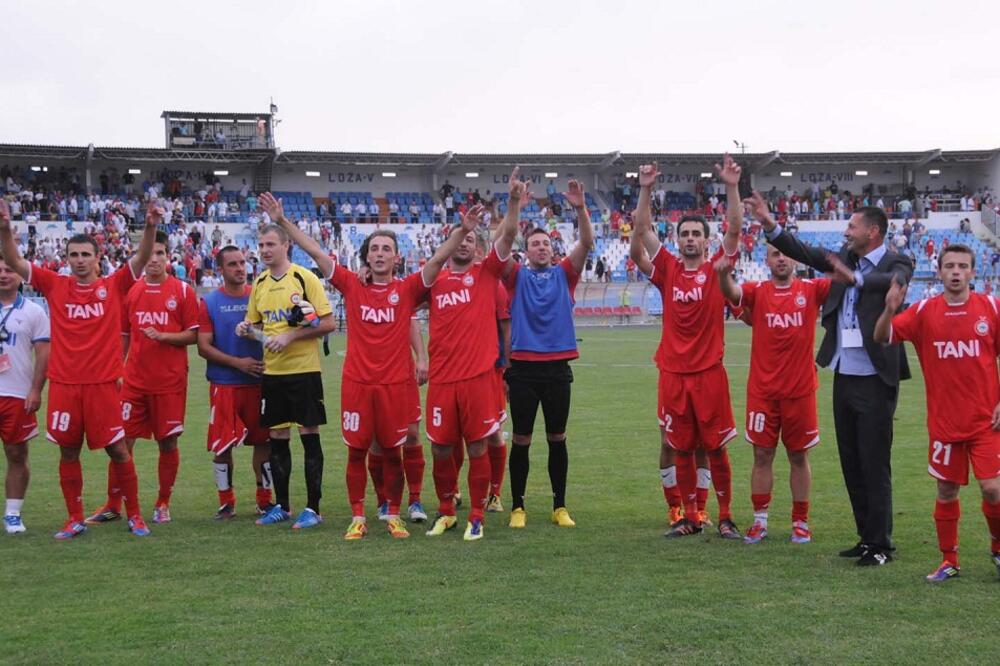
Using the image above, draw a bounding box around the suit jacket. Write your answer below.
[769,230,912,387]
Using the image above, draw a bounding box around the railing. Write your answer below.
[982,207,999,237]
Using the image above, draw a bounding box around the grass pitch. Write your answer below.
[2,324,999,665]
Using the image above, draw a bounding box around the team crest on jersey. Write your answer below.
[462,274,474,287]
[975,317,990,336]
[165,297,178,311]
[290,293,302,305]
[795,294,807,308]
[695,273,707,285]
[388,291,400,305]
[96,286,108,300]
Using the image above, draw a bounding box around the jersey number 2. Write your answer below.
[931,441,952,466]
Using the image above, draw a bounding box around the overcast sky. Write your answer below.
[3,0,998,155]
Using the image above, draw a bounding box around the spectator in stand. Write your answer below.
[595,256,606,283]
[432,201,444,224]
[354,200,367,223]
[367,200,379,224]
[408,201,420,223]
[926,237,935,258]
[339,201,353,221]
[388,200,399,223]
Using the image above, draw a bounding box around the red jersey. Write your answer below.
[29,263,137,384]
[122,276,199,394]
[428,247,506,383]
[737,278,831,400]
[329,264,429,385]
[648,246,733,374]
[890,293,1000,442]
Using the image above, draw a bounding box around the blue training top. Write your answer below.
[508,258,578,360]
[202,287,264,385]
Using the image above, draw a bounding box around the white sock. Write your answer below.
[213,462,231,491]
[696,467,712,490]
[6,498,24,516]
[659,466,676,488]
[753,510,768,528]
[260,461,273,489]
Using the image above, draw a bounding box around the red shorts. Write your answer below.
[121,386,187,441]
[342,379,413,450]
[928,430,1000,485]
[207,384,268,454]
[406,379,421,425]
[743,393,820,452]
[46,381,125,450]
[426,370,501,445]
[657,365,737,452]
[494,367,508,424]
[0,396,38,445]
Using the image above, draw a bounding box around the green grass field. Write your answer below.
[2,324,999,665]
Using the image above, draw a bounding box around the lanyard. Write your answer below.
[0,294,21,353]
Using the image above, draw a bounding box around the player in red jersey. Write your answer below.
[196,246,273,520]
[715,192,850,544]
[0,197,161,539]
[630,157,744,538]
[422,169,520,541]
[874,244,1000,581]
[260,192,477,539]
[88,231,199,525]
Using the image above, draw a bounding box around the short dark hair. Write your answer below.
[939,243,976,268]
[216,245,243,265]
[677,215,710,237]
[154,231,169,247]
[524,227,551,242]
[66,234,98,254]
[855,206,888,238]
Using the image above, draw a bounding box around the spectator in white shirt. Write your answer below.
[408,202,420,222]
[368,201,379,223]
[388,201,399,223]
[340,202,353,219]
[354,201,367,223]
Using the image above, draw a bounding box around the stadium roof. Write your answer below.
[1,143,997,167]
[160,110,271,120]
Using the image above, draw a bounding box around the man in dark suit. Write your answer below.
[749,192,912,566]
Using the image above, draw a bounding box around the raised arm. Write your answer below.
[632,163,663,259]
[493,167,527,259]
[873,279,907,343]
[259,192,334,277]
[746,190,834,272]
[0,199,29,280]
[129,201,164,276]
[715,154,742,255]
[422,204,484,285]
[564,179,593,274]
[713,255,742,304]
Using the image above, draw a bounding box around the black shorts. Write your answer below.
[506,360,573,437]
[261,372,327,429]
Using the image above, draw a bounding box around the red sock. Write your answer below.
[255,487,273,508]
[432,453,457,516]
[675,452,698,523]
[367,451,385,507]
[663,484,681,508]
[488,443,507,497]
[157,448,180,507]
[751,493,771,512]
[106,459,122,513]
[696,466,710,513]
[707,448,733,522]
[59,460,84,522]
[981,499,1000,555]
[935,498,961,566]
[382,447,404,516]
[346,448,368,518]
[468,452,490,521]
[451,442,465,494]
[403,445,425,504]
[113,457,142,520]
[218,488,236,507]
[792,500,810,523]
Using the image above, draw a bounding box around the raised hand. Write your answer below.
[0,198,9,225]
[562,180,586,208]
[509,167,530,202]
[883,278,907,311]
[825,252,857,285]
[742,190,771,222]
[638,163,660,189]
[714,153,742,187]
[461,203,486,231]
[713,254,734,275]
[146,200,165,226]
[258,192,285,222]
